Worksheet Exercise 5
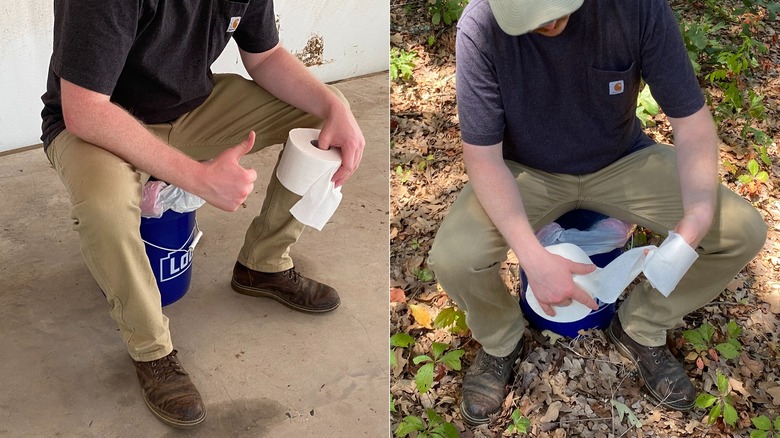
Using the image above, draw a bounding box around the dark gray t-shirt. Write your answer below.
[41,0,278,148]
[456,0,705,174]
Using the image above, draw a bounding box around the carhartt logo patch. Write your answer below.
[609,80,624,95]
[227,16,241,33]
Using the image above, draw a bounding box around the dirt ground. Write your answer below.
[389,1,780,436]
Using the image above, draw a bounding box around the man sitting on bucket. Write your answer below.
[40,0,364,429]
[428,0,766,425]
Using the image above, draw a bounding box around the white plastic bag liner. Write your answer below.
[536,218,633,256]
[140,181,206,218]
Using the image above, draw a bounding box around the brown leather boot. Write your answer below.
[231,262,340,313]
[460,340,524,425]
[132,350,206,428]
[607,316,696,411]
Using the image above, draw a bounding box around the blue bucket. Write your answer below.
[519,210,624,337]
[140,209,202,306]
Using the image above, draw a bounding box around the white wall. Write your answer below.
[0,0,388,153]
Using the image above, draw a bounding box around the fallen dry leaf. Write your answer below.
[726,278,744,292]
[390,287,407,303]
[539,400,563,424]
[408,303,433,329]
[761,290,780,313]
[766,385,780,406]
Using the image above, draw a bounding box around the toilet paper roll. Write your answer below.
[525,232,698,323]
[276,128,343,231]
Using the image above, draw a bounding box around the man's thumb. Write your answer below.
[315,131,332,150]
[232,131,256,159]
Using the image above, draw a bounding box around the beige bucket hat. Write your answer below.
[487,0,584,35]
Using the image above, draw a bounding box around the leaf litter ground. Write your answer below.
[390,1,780,436]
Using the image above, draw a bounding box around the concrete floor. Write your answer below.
[0,74,389,437]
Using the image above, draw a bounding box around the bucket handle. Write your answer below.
[142,220,203,254]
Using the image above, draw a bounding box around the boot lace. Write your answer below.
[476,351,511,379]
[282,268,301,284]
[649,345,675,365]
[150,350,188,380]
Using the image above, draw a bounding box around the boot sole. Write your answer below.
[459,401,492,426]
[231,279,340,313]
[142,392,206,429]
[607,324,695,411]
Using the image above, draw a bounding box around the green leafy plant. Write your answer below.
[413,342,465,393]
[681,21,721,72]
[505,409,531,434]
[704,35,767,122]
[695,371,738,428]
[427,0,468,26]
[395,408,459,438]
[434,306,468,333]
[635,84,659,127]
[737,159,769,185]
[395,164,413,183]
[417,153,435,171]
[683,321,742,368]
[413,267,435,282]
[745,127,773,166]
[391,332,415,368]
[751,414,780,438]
[676,1,771,170]
[391,47,417,82]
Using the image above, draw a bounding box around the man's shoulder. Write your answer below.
[459,0,494,31]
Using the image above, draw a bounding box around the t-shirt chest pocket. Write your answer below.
[208,0,250,61]
[586,62,639,123]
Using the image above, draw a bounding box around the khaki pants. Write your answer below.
[47,74,346,361]
[428,144,767,357]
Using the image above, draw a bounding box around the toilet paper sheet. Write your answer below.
[276,128,342,231]
[525,232,698,323]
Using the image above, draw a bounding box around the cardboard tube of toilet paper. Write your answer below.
[276,128,343,231]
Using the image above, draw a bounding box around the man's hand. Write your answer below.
[522,250,599,317]
[198,131,258,212]
[239,45,365,187]
[317,104,365,187]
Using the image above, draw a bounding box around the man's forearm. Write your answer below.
[462,143,546,265]
[61,80,205,195]
[669,106,719,246]
[241,46,344,121]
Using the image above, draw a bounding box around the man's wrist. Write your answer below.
[512,234,548,269]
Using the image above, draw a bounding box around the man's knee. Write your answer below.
[716,191,767,261]
[71,186,142,233]
[735,202,767,259]
[429,227,489,283]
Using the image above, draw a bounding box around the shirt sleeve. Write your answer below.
[456,14,506,146]
[51,0,138,96]
[232,0,280,53]
[638,0,705,118]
